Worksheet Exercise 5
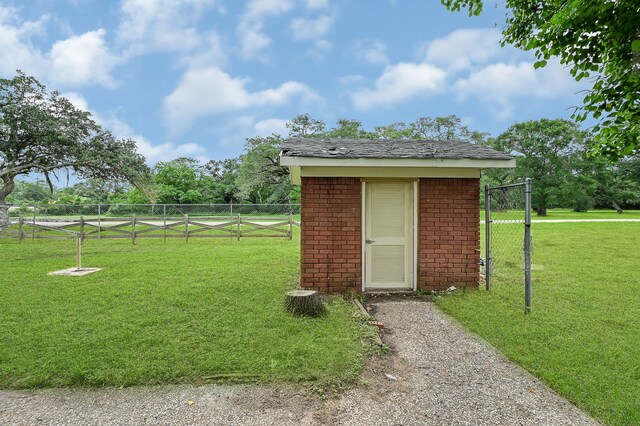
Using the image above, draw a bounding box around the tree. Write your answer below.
[374,122,414,139]
[588,153,640,212]
[375,115,489,143]
[0,71,149,227]
[236,135,293,203]
[204,158,240,204]
[441,0,640,160]
[489,119,589,216]
[326,119,376,139]
[68,178,129,204]
[5,179,52,204]
[286,113,326,137]
[154,158,203,204]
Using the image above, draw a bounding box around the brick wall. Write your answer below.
[299,176,480,292]
[418,178,480,291]
[300,177,361,292]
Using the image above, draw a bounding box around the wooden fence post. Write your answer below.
[31,207,36,240]
[79,216,85,243]
[18,215,24,242]
[76,236,82,272]
[237,214,241,241]
[289,214,293,240]
[132,214,137,245]
[185,214,189,243]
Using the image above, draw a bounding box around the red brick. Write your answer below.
[418,178,480,291]
[300,176,480,293]
[300,177,362,292]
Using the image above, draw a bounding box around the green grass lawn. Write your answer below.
[529,208,640,220]
[436,222,640,426]
[480,208,640,221]
[0,235,368,389]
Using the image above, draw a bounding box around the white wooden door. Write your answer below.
[364,181,413,290]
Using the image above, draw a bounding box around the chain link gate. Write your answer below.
[485,178,532,313]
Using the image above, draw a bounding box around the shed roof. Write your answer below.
[281,138,513,161]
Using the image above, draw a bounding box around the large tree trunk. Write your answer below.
[0,204,10,230]
[597,188,624,214]
[611,200,624,214]
[0,176,16,230]
[535,207,547,216]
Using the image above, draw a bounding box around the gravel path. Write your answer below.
[0,298,599,425]
[329,298,600,425]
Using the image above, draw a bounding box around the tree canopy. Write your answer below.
[0,71,149,225]
[441,0,640,160]
[487,119,589,215]
[6,112,639,214]
[483,118,640,214]
[236,135,295,204]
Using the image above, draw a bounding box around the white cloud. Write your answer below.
[305,0,329,9]
[108,113,207,164]
[117,0,216,55]
[61,91,206,164]
[0,8,120,88]
[135,138,207,164]
[353,39,388,65]
[243,0,294,18]
[424,28,502,71]
[179,31,226,68]
[351,63,446,110]
[49,29,120,88]
[305,39,332,60]
[338,74,364,85]
[164,66,320,133]
[290,14,333,41]
[238,28,271,60]
[454,59,578,119]
[0,7,48,76]
[105,113,206,165]
[60,91,90,111]
[237,0,294,60]
[254,118,289,136]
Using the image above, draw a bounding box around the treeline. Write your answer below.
[8,114,640,214]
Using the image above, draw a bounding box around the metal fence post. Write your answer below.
[98,204,101,239]
[485,184,492,291]
[524,178,532,314]
[163,204,167,243]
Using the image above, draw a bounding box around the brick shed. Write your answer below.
[279,138,515,293]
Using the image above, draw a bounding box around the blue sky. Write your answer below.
[1,0,589,166]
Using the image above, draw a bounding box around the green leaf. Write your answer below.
[534,60,548,69]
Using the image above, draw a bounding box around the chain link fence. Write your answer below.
[485,179,532,313]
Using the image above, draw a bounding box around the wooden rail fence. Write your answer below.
[2,214,298,243]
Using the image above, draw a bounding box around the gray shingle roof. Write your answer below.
[281,138,513,161]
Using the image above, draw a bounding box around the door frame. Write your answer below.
[361,179,418,292]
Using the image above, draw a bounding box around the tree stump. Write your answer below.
[285,290,326,317]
